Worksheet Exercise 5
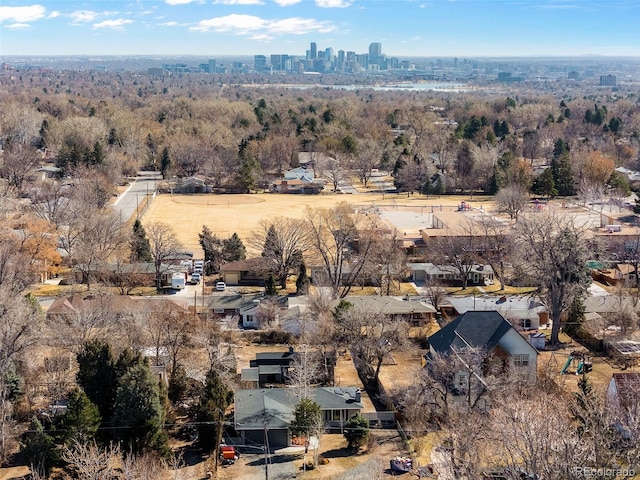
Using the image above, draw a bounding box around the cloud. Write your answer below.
[6,23,32,29]
[93,18,134,30]
[273,0,302,5]
[0,5,46,23]
[165,0,197,4]
[192,14,267,33]
[315,0,351,7]
[70,10,99,23]
[214,0,264,4]
[191,13,335,37]
[268,17,335,34]
[48,10,61,18]
[159,21,179,26]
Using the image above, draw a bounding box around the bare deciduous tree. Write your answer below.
[351,141,381,188]
[306,202,376,298]
[288,345,322,400]
[494,184,529,222]
[514,212,591,345]
[0,144,42,196]
[252,217,310,289]
[62,440,122,480]
[334,302,408,388]
[0,288,42,464]
[146,222,183,290]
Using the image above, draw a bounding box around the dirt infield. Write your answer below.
[141,192,491,257]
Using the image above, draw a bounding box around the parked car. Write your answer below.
[190,273,201,284]
[216,281,226,291]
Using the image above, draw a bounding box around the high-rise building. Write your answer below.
[209,59,216,74]
[254,55,267,71]
[600,74,617,86]
[271,54,283,70]
[369,42,382,64]
[310,42,317,60]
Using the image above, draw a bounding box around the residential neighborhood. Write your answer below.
[2,45,640,480]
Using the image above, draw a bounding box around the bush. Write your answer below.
[256,329,293,345]
[344,413,370,450]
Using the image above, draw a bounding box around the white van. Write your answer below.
[216,281,226,291]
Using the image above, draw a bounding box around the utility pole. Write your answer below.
[264,423,269,480]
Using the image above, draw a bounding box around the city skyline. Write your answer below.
[1,0,640,58]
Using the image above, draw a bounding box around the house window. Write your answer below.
[514,354,529,367]
[520,318,532,329]
[456,373,468,390]
[246,315,254,323]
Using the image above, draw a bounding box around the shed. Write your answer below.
[528,332,546,351]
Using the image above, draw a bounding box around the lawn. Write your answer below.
[140,191,490,258]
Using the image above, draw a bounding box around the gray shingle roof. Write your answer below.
[428,310,513,353]
[234,387,363,431]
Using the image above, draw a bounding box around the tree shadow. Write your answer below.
[320,447,355,459]
[246,454,296,466]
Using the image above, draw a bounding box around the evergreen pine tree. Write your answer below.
[564,296,585,337]
[131,219,152,262]
[265,274,278,295]
[290,398,321,443]
[21,418,59,476]
[57,388,101,445]
[76,340,118,421]
[195,368,231,469]
[222,233,247,262]
[160,147,170,178]
[551,152,575,196]
[199,225,223,272]
[296,262,310,295]
[343,413,370,450]
[111,363,169,457]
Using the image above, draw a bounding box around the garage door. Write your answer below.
[225,272,240,285]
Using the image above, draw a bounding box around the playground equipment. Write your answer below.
[561,351,593,375]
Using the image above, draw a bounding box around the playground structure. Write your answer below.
[560,351,593,375]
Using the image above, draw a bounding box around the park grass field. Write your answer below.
[141,192,484,257]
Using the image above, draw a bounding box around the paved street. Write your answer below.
[112,171,162,223]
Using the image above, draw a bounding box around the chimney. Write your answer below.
[355,388,361,403]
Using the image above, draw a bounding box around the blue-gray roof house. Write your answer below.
[234,387,363,447]
[427,311,538,381]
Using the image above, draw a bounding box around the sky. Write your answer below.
[1,0,639,58]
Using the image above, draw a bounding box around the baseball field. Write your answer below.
[140,191,479,257]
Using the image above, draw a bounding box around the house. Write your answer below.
[309,262,405,288]
[426,311,539,382]
[607,373,640,438]
[36,165,62,180]
[208,293,263,318]
[607,373,640,412]
[409,262,495,287]
[208,293,288,328]
[240,349,299,388]
[272,167,325,194]
[334,296,436,326]
[445,295,548,330]
[173,176,210,193]
[219,257,274,286]
[592,263,637,287]
[298,152,331,168]
[72,261,185,289]
[615,167,640,189]
[234,386,364,447]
